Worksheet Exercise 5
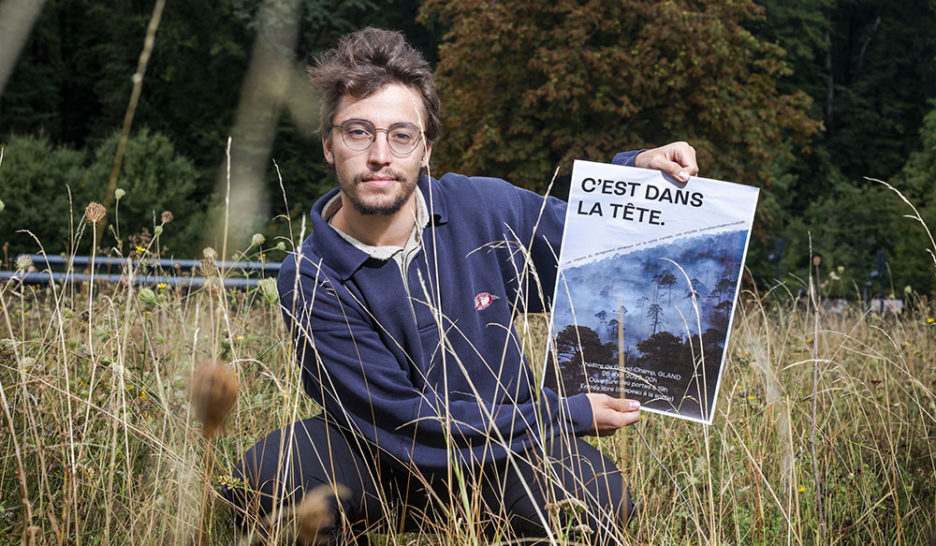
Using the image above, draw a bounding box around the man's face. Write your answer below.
[323,83,432,217]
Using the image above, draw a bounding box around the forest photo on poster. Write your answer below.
[544,230,749,422]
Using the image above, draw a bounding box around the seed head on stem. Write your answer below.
[191,361,238,439]
[84,202,107,224]
[293,484,349,545]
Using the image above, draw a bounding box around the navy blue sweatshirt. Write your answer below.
[277,152,638,468]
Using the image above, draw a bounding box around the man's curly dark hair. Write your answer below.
[308,27,441,145]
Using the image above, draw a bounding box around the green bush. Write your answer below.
[0,133,88,261]
[84,128,207,258]
[0,129,208,262]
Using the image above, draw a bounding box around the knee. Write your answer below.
[222,423,368,540]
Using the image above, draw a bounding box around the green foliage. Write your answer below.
[0,134,88,257]
[899,100,936,203]
[421,0,820,193]
[736,0,936,292]
[0,130,206,259]
[755,0,936,189]
[820,1,936,182]
[2,0,933,295]
[758,70,936,296]
[779,181,901,297]
[890,101,936,294]
[84,129,206,257]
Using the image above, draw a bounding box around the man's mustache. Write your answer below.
[356,170,405,183]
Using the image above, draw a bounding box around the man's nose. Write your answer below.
[367,132,392,165]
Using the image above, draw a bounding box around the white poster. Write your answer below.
[543,160,759,424]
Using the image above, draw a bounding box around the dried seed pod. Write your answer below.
[200,258,218,278]
[0,340,14,366]
[294,484,349,545]
[191,361,238,439]
[15,254,33,272]
[85,202,107,224]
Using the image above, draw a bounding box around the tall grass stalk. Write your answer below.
[808,244,826,544]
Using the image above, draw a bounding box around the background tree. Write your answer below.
[747,0,936,292]
[889,101,936,294]
[0,134,87,257]
[647,303,664,336]
[0,0,442,258]
[635,330,687,369]
[421,0,819,195]
[657,271,677,305]
[1,0,934,297]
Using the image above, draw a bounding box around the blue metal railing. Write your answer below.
[1,254,282,288]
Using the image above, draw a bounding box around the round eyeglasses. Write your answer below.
[330,120,423,156]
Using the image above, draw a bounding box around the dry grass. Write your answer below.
[1,253,934,544]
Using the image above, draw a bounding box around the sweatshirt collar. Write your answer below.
[309,175,448,281]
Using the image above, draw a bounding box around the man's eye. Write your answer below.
[391,131,415,143]
[344,126,372,139]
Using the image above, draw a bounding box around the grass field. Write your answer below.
[1,248,935,544]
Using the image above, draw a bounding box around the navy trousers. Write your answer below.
[224,415,634,544]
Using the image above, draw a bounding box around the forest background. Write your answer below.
[2,0,936,298]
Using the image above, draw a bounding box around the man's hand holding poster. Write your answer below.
[544,160,759,424]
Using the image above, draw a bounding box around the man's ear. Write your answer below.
[421,144,433,169]
[322,133,334,164]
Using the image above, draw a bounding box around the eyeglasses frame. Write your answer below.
[329,119,425,157]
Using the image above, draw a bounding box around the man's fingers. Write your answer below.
[611,397,640,412]
[620,408,641,426]
[635,141,699,181]
[613,398,641,428]
[656,146,698,181]
[585,394,642,434]
[673,142,699,175]
[648,156,689,182]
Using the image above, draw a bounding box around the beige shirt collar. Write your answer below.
[322,188,429,267]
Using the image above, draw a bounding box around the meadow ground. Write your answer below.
[1,259,934,544]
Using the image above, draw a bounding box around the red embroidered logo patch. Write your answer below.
[474,292,498,310]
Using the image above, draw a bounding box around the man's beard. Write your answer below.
[341,170,418,216]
